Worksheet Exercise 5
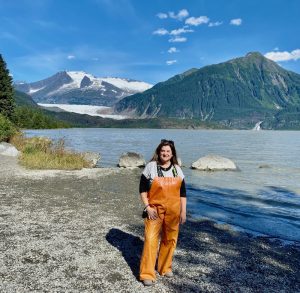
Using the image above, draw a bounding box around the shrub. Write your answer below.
[10,132,92,170]
[10,133,51,152]
[0,114,16,142]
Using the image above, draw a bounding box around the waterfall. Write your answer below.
[252,121,263,131]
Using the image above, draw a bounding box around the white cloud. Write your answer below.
[168,36,187,43]
[230,18,242,26]
[153,28,169,35]
[264,49,300,61]
[67,55,75,60]
[157,12,168,19]
[168,47,180,53]
[166,60,177,65]
[170,27,194,35]
[273,47,279,51]
[177,9,189,20]
[169,9,189,21]
[208,21,223,27]
[185,16,209,26]
[153,27,193,37]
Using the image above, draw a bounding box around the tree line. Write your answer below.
[0,54,68,142]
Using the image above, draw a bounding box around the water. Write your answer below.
[25,128,300,242]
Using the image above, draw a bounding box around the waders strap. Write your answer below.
[157,164,178,178]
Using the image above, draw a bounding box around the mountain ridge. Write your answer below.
[14,71,152,106]
[114,52,300,128]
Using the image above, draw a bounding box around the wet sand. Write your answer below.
[0,155,299,292]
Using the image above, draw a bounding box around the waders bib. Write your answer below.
[140,167,182,281]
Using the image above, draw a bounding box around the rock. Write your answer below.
[118,152,145,168]
[191,154,237,171]
[259,164,271,169]
[82,152,101,168]
[0,142,20,157]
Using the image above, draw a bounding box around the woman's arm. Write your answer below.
[140,192,149,207]
[180,197,186,224]
[140,192,158,220]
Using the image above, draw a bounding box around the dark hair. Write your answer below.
[150,139,179,165]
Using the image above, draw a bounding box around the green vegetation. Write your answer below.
[13,90,37,107]
[11,133,92,170]
[262,106,300,130]
[0,54,15,119]
[12,105,69,129]
[0,114,17,142]
[0,54,16,141]
[12,90,70,129]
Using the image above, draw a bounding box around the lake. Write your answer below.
[25,128,300,242]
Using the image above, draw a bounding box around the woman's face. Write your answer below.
[159,145,173,164]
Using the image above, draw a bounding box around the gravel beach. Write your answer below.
[0,155,299,292]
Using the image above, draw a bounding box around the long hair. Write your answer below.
[150,139,179,165]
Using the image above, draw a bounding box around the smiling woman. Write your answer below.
[138,139,186,286]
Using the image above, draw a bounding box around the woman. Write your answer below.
[139,139,186,286]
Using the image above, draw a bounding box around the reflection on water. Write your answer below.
[25,128,300,241]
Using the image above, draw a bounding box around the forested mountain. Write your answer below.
[14,90,38,107]
[114,52,300,129]
[12,90,69,129]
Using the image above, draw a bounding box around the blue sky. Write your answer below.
[1,0,300,84]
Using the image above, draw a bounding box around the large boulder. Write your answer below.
[82,152,101,168]
[118,152,145,168]
[0,142,20,157]
[191,154,237,171]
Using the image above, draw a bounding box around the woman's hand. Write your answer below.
[180,210,186,224]
[146,206,158,220]
[180,197,187,224]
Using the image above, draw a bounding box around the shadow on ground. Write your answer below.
[107,217,300,292]
[106,228,144,280]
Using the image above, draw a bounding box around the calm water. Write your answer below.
[25,128,300,242]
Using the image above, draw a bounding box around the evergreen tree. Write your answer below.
[0,54,15,118]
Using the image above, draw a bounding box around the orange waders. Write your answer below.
[140,176,182,281]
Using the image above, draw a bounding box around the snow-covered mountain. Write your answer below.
[14,71,152,106]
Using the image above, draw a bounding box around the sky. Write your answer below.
[0,0,300,85]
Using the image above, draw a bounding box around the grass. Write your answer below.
[10,132,93,170]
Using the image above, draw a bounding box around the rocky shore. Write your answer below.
[0,155,299,292]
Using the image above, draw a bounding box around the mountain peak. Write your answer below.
[245,52,264,59]
[228,51,280,72]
